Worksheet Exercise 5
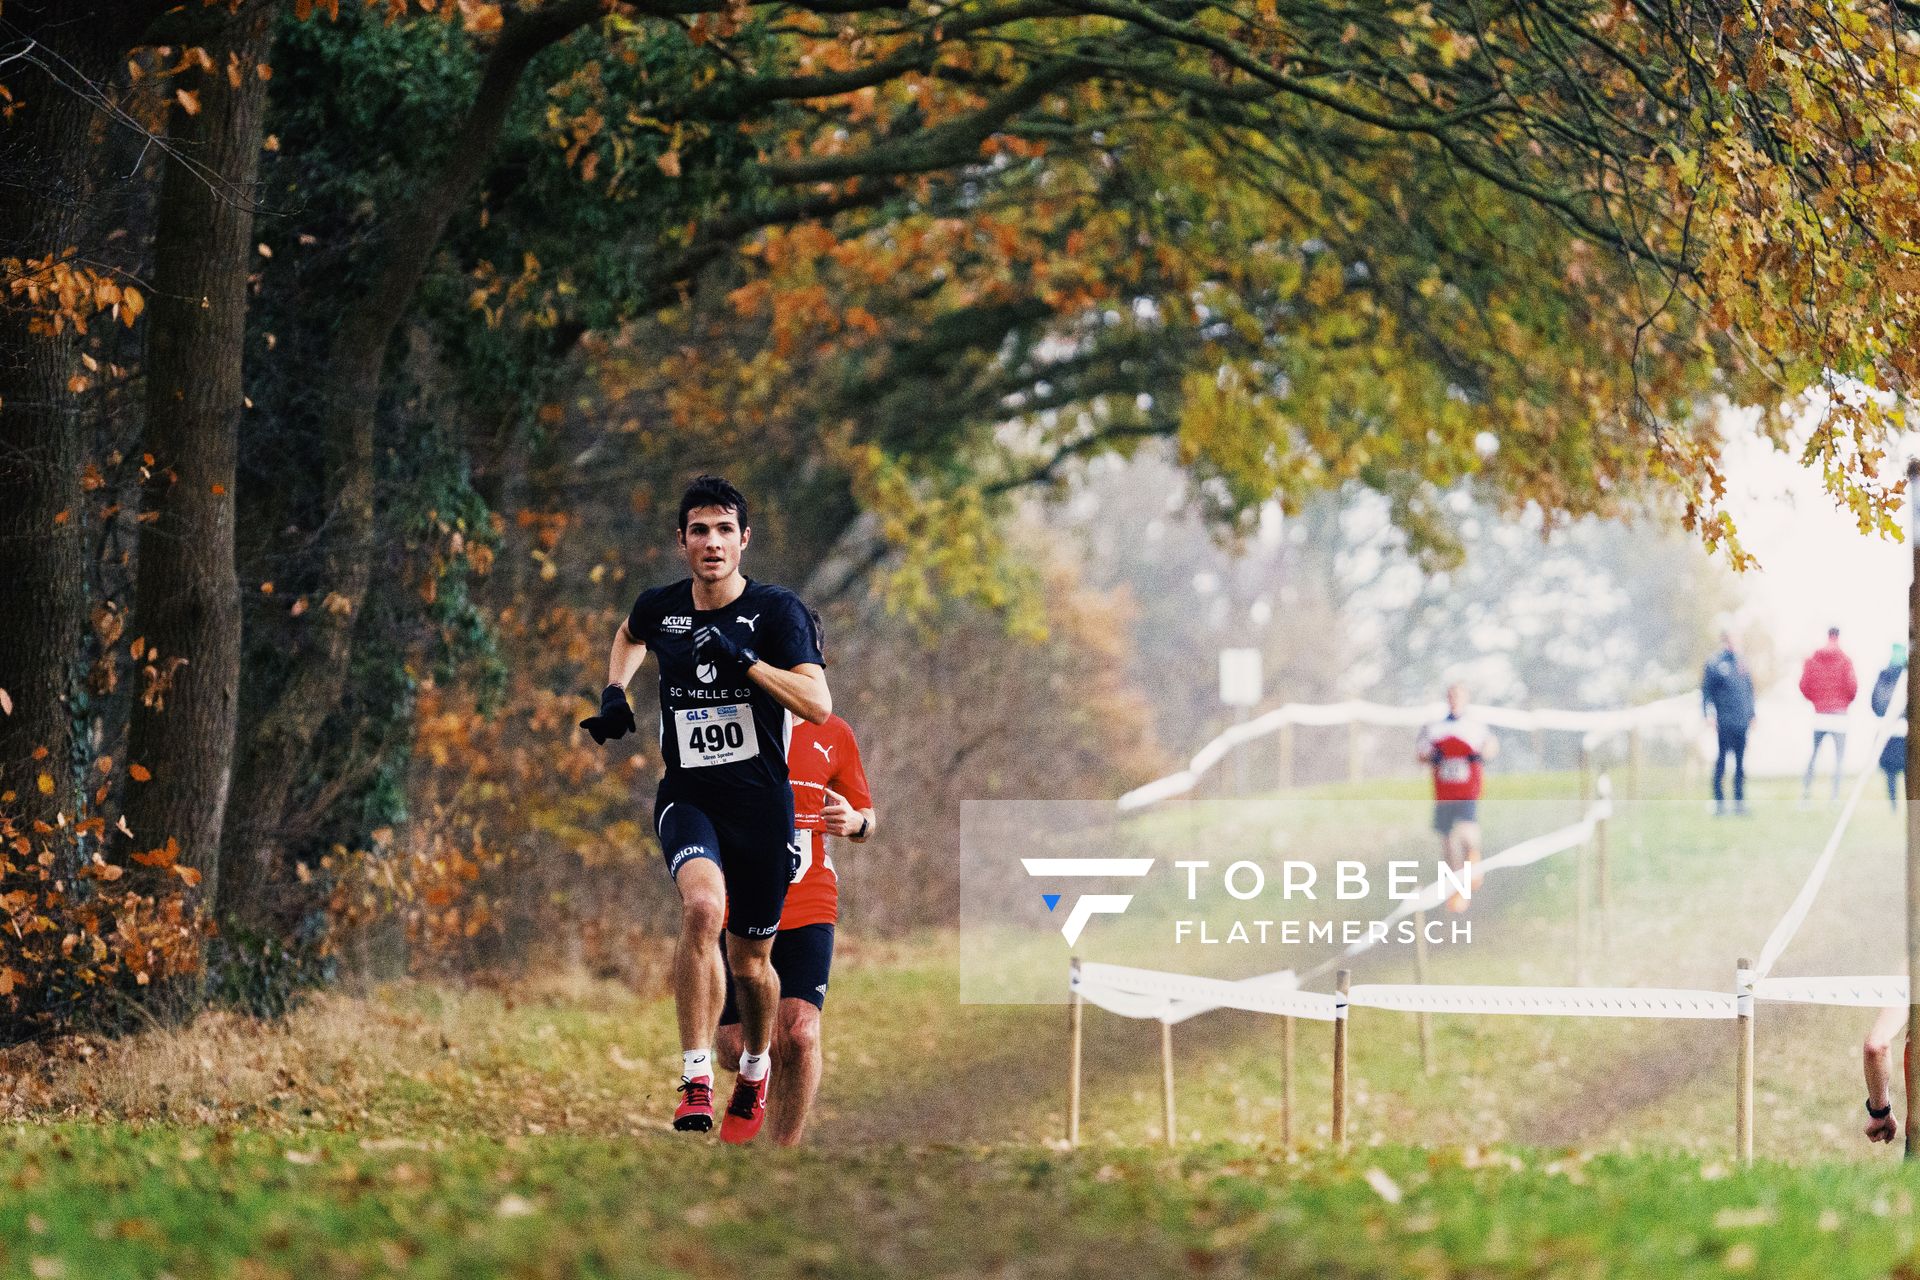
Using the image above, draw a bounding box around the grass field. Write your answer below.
[5,766,1920,1277]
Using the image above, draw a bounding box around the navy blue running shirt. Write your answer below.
[625,578,823,791]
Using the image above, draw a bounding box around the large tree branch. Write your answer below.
[763,55,1093,182]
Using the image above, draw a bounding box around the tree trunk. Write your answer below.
[122,4,275,919]
[218,1,610,924]
[0,12,138,832]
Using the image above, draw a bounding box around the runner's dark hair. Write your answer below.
[677,475,750,531]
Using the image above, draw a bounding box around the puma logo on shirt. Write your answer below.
[812,741,833,761]
[736,613,761,632]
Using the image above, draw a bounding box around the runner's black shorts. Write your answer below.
[1432,798,1479,835]
[654,778,797,939]
[719,923,836,1022]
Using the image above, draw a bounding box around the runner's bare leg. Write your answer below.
[674,859,728,1051]
[725,932,780,1056]
[1459,821,1484,888]
[1441,829,1465,910]
[767,999,823,1147]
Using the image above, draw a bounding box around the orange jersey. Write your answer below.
[781,714,872,929]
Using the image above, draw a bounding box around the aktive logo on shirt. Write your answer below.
[661,615,692,633]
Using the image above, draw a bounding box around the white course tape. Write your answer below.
[1754,976,1910,1008]
[1077,961,1340,1022]
[1074,982,1179,1021]
[1752,671,1906,982]
[1119,693,1695,812]
[1295,790,1612,986]
[1075,963,1740,1020]
[1348,984,1738,1019]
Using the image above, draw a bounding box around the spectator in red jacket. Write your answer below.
[1800,627,1859,803]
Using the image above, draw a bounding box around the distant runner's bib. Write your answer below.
[1436,757,1473,785]
[674,703,759,768]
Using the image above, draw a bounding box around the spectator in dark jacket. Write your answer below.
[1702,632,1756,816]
[1800,627,1859,803]
[1872,643,1907,811]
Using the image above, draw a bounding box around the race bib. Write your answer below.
[674,703,758,768]
[787,831,838,885]
[1437,757,1472,784]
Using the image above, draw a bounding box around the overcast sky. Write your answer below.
[1718,409,1915,677]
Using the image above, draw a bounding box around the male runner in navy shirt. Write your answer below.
[581,475,829,1142]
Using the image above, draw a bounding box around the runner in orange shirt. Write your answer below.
[715,630,874,1146]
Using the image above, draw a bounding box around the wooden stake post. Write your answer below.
[1596,788,1611,913]
[1413,909,1433,1076]
[1280,1015,1295,1146]
[1067,957,1084,1149]
[1595,780,1612,953]
[1332,969,1351,1147]
[1736,957,1754,1164]
[1161,1019,1177,1148]
[1575,834,1589,984]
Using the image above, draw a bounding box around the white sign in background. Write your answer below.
[1219,647,1261,708]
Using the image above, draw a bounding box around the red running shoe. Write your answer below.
[673,1076,714,1132]
[718,1072,770,1144]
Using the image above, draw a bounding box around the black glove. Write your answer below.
[580,683,637,744]
[693,624,759,674]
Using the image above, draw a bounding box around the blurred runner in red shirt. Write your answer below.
[1415,684,1499,912]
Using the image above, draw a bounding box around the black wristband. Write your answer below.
[853,815,870,839]
[1868,1099,1893,1120]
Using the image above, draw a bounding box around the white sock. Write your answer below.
[738,1047,771,1083]
[683,1048,712,1081]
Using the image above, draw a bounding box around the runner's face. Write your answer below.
[679,505,748,583]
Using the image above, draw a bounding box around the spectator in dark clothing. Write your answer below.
[1800,627,1859,803]
[1872,643,1907,811]
[1702,632,1756,816]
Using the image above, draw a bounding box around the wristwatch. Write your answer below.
[853,815,870,839]
[1867,1099,1893,1120]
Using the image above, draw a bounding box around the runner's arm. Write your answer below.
[608,620,648,688]
[1864,1005,1906,1141]
[828,723,875,841]
[750,660,831,725]
[1865,1006,1906,1105]
[821,788,875,841]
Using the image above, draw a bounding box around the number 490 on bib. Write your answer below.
[675,703,759,768]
